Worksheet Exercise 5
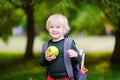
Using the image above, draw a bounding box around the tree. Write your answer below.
[99,0,120,63]
[7,0,54,59]
[7,0,35,59]
[85,0,120,63]
[24,0,35,59]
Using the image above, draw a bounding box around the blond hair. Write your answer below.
[46,14,70,35]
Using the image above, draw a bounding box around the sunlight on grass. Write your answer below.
[95,61,110,70]
[86,52,120,80]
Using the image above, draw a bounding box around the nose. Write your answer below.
[52,27,57,31]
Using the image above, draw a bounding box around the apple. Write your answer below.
[46,46,59,56]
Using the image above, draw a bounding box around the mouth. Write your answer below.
[52,33,58,35]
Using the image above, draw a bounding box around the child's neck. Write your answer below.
[52,36,65,42]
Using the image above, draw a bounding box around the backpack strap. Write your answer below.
[42,41,49,54]
[41,41,49,78]
[39,41,49,66]
[64,37,75,80]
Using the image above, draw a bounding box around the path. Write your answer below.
[0,36,115,52]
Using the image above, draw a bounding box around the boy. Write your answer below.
[39,13,81,80]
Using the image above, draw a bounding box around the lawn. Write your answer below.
[0,52,46,80]
[0,52,120,80]
[86,52,120,80]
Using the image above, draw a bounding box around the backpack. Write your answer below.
[42,37,87,80]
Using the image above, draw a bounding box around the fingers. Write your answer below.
[66,49,78,58]
[80,68,88,73]
[45,52,56,61]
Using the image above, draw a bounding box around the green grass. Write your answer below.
[0,52,120,80]
[86,52,120,80]
[0,52,46,80]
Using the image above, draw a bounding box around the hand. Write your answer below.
[66,49,78,58]
[45,52,56,61]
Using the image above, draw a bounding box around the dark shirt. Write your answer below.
[47,38,67,78]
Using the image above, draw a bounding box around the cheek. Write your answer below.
[48,29,52,33]
[59,28,64,33]
[48,30,52,35]
[62,29,66,35]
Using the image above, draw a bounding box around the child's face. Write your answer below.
[48,24,64,41]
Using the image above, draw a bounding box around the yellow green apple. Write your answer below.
[46,46,59,56]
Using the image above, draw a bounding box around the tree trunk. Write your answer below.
[111,20,120,63]
[24,0,34,59]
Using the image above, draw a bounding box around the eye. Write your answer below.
[57,26,60,28]
[49,26,53,28]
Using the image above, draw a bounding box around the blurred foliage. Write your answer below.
[0,0,24,41]
[0,0,119,41]
[34,2,49,29]
[83,0,120,29]
[71,4,107,35]
[100,0,120,27]
[39,32,51,41]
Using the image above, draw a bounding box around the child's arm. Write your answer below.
[39,53,49,66]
